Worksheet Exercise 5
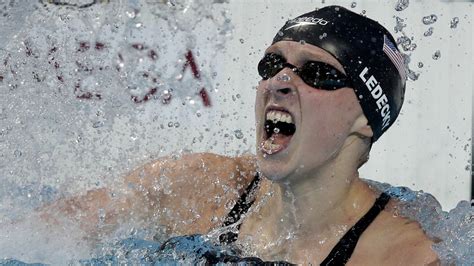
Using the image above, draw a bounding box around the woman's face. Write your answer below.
[255,41,364,182]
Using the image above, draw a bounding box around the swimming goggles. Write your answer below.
[257,53,351,90]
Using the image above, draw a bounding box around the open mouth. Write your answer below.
[261,108,296,155]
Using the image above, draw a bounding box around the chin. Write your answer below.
[256,151,295,182]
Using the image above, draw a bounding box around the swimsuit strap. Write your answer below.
[321,192,391,266]
[219,175,390,266]
[219,172,261,244]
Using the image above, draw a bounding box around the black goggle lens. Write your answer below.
[257,53,350,90]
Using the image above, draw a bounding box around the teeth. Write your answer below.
[265,110,293,124]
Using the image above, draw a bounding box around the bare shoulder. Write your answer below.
[124,152,257,235]
[38,153,257,242]
[125,152,256,191]
[353,202,440,265]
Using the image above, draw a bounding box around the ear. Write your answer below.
[350,114,373,139]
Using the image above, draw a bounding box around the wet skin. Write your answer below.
[255,41,368,182]
[242,41,438,264]
[38,42,440,265]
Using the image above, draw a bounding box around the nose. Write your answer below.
[275,87,292,95]
[266,71,297,97]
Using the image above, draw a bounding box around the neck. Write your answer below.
[261,137,376,240]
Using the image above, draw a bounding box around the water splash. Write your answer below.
[0,0,233,185]
[365,180,473,265]
[397,35,417,52]
[0,0,234,263]
[4,181,470,264]
[432,50,441,60]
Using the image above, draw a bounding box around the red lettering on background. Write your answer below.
[78,41,90,52]
[95,42,105,50]
[5,39,214,106]
[74,82,102,100]
[24,41,33,57]
[148,49,158,61]
[181,50,211,107]
[131,88,158,103]
[132,43,146,50]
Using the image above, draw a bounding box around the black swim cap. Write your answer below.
[272,5,406,142]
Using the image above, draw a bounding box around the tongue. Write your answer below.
[271,133,292,146]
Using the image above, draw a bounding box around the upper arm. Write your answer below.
[354,211,440,265]
[39,152,257,239]
[383,218,440,265]
[122,152,257,235]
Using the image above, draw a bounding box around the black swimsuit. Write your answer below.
[218,173,391,265]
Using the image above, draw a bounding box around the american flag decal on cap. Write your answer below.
[383,35,406,81]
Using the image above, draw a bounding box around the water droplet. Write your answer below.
[92,121,104,128]
[168,122,174,127]
[161,90,172,104]
[273,128,280,134]
[351,2,357,8]
[125,10,136,18]
[234,130,244,139]
[174,122,180,128]
[423,27,434,37]
[13,150,22,157]
[278,31,284,37]
[239,38,244,44]
[407,69,420,81]
[319,32,327,39]
[432,50,441,60]
[450,17,459,29]
[394,17,406,33]
[277,74,291,82]
[394,0,409,11]
[361,10,366,15]
[225,199,236,210]
[422,14,438,25]
[418,62,424,68]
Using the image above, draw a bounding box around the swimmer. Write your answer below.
[40,6,439,265]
